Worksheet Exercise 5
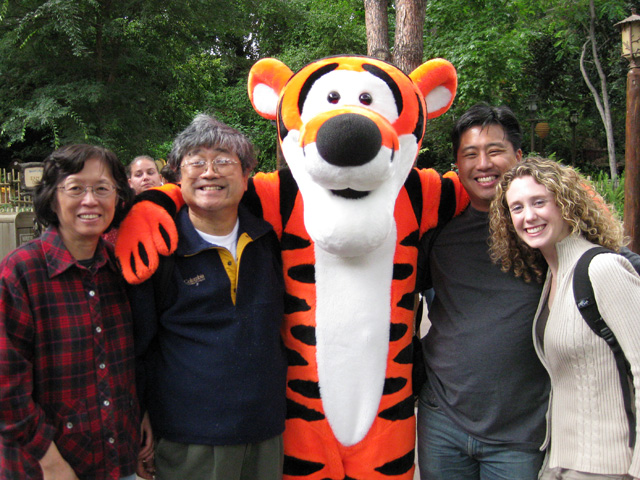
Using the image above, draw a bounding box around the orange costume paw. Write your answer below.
[115,184,183,284]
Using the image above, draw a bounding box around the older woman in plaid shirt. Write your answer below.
[0,145,144,480]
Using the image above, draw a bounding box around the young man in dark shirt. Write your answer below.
[416,104,550,480]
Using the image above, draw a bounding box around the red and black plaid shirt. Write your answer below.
[0,226,139,480]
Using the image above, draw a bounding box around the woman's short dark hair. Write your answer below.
[167,114,257,175]
[34,144,134,231]
[160,164,179,183]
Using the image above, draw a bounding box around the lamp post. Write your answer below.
[615,9,640,253]
[527,96,538,153]
[535,121,550,156]
[570,111,579,166]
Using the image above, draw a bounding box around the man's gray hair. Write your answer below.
[168,114,257,174]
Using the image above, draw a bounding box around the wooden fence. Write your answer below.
[0,168,34,213]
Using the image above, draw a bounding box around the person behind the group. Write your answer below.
[127,155,162,194]
[101,155,163,246]
[416,103,550,480]
[0,144,144,480]
[128,114,287,480]
[159,164,179,184]
[489,157,640,480]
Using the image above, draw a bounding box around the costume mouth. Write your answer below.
[330,188,370,199]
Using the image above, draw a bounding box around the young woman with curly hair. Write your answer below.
[489,157,640,480]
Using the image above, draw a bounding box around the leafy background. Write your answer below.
[0,0,634,185]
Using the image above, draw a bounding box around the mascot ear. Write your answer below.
[247,58,294,121]
[410,59,457,120]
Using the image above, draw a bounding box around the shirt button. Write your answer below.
[66,422,73,430]
[108,437,115,444]
[95,326,102,333]
[99,363,106,370]
[228,261,232,266]
[89,290,96,297]
[103,400,110,407]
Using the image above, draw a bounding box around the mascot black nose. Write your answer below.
[316,113,383,167]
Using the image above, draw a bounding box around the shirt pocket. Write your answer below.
[114,388,140,466]
[49,398,94,475]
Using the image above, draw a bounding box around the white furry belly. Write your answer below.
[314,227,396,446]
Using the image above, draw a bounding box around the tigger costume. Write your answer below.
[116,55,468,479]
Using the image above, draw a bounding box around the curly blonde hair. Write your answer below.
[489,157,625,283]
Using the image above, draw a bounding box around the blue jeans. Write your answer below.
[417,383,544,480]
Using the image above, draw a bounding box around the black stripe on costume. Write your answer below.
[135,189,178,218]
[392,263,413,281]
[288,264,315,284]
[242,178,264,219]
[413,91,426,140]
[437,176,457,227]
[281,232,312,251]
[378,396,415,421]
[285,293,311,314]
[375,450,415,476]
[288,379,321,399]
[290,325,316,346]
[389,323,408,341]
[283,455,325,476]
[382,377,407,395]
[285,347,309,366]
[278,168,299,229]
[278,102,288,142]
[403,169,423,227]
[286,398,325,421]
[400,229,419,247]
[393,343,413,364]
[396,292,415,311]
[298,62,339,115]
[362,63,403,116]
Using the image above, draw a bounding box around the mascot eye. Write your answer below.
[359,93,373,106]
[327,91,340,104]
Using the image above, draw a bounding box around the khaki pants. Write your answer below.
[155,434,283,480]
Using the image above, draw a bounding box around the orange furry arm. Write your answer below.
[443,170,470,216]
[416,168,469,236]
[115,183,184,284]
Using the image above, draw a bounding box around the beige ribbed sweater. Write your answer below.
[533,234,640,477]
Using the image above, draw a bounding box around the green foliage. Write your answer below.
[418,0,630,173]
[0,0,633,182]
[590,170,625,219]
[0,0,367,171]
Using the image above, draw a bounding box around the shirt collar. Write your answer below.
[41,225,117,278]
[176,203,272,257]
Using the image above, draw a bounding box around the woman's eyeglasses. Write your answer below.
[57,183,117,198]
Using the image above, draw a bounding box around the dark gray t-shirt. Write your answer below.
[418,206,549,449]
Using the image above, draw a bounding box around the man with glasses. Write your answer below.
[128,114,287,480]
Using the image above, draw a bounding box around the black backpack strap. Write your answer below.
[573,246,636,447]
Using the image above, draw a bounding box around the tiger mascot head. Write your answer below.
[248,55,457,257]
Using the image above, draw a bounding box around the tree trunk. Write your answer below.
[364,0,391,62]
[392,0,426,74]
[580,0,617,181]
[624,67,640,253]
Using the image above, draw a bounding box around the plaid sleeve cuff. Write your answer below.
[21,410,56,462]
